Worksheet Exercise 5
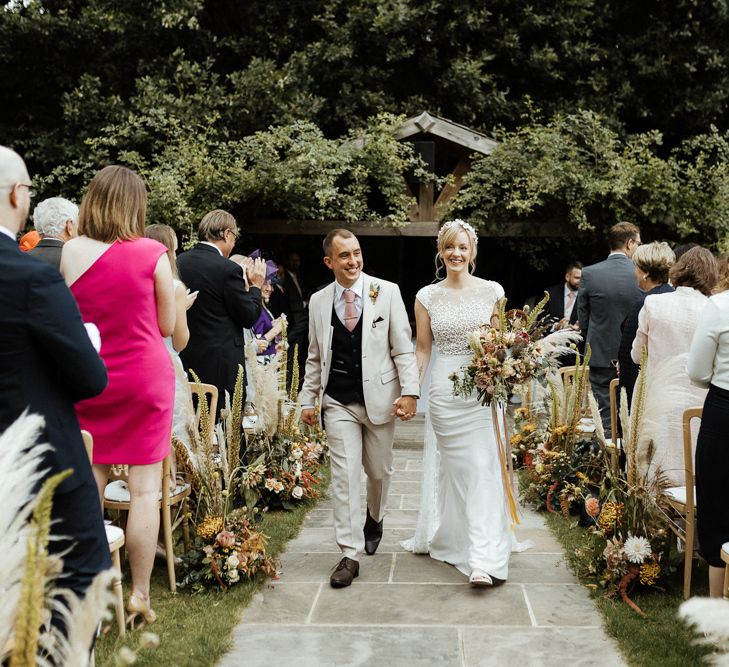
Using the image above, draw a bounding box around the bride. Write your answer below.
[403,219,517,587]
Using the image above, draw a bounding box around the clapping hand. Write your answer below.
[246,257,266,289]
[185,289,199,310]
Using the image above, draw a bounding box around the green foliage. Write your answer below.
[451,110,729,250]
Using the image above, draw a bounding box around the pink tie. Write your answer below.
[343,289,358,332]
[566,290,576,314]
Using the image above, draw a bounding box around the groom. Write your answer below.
[300,229,419,588]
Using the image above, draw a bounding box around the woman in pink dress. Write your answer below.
[61,165,176,627]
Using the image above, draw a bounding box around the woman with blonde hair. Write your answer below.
[617,241,675,404]
[61,165,175,627]
[402,219,519,587]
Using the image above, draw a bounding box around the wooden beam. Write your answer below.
[434,158,470,220]
[418,181,435,222]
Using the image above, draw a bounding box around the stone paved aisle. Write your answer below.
[220,421,625,667]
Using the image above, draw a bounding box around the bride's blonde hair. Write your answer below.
[434,219,478,279]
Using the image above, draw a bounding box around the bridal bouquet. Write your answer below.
[451,293,578,406]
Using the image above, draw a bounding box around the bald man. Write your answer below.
[0,146,110,635]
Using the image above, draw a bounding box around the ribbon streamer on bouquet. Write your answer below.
[492,402,520,526]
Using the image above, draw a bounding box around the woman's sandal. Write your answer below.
[469,569,494,588]
[126,593,158,630]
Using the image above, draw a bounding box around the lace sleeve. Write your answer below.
[415,285,432,311]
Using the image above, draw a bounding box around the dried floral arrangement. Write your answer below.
[451,292,581,406]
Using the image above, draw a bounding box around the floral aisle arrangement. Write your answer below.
[177,366,276,592]
[518,349,674,615]
[451,292,580,406]
[519,351,603,513]
[239,340,329,511]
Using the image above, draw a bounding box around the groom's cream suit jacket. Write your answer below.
[299,273,419,424]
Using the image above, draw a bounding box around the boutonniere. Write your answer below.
[368,282,380,305]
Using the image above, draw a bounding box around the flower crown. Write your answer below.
[437,219,478,245]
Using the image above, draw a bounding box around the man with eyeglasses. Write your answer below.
[0,146,110,643]
[177,209,266,418]
[577,221,642,437]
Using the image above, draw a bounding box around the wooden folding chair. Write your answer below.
[188,381,218,443]
[722,543,729,599]
[558,364,592,417]
[81,430,125,634]
[607,378,622,470]
[661,407,701,599]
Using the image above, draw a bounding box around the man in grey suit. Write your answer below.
[27,196,78,270]
[577,222,642,436]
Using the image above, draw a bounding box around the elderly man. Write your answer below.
[177,209,266,415]
[28,196,78,270]
[0,146,110,635]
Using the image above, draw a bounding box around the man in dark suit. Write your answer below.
[577,222,642,436]
[545,261,583,367]
[546,261,582,327]
[27,196,78,271]
[178,209,266,415]
[283,250,309,388]
[0,146,110,626]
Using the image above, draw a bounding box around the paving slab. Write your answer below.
[219,433,626,667]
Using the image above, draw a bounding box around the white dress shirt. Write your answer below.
[688,291,729,391]
[333,274,364,326]
[0,225,16,241]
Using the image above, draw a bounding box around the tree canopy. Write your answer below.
[3,0,729,247]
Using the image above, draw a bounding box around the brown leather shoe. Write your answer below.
[330,557,359,588]
[363,508,384,555]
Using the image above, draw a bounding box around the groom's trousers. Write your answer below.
[322,394,396,559]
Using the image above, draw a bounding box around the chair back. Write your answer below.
[189,381,218,441]
[558,365,591,413]
[682,406,702,507]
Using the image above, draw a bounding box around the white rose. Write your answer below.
[291,486,304,499]
[227,568,240,583]
[227,554,240,569]
[292,449,303,460]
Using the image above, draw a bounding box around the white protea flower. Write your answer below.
[623,535,652,564]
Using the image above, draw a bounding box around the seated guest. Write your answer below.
[713,255,729,293]
[0,146,110,639]
[617,242,675,405]
[62,165,176,627]
[28,196,78,270]
[631,246,717,485]
[687,280,729,597]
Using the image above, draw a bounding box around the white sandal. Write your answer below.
[469,569,493,588]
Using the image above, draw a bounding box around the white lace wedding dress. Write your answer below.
[402,281,526,580]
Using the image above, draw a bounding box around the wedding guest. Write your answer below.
[267,260,288,318]
[177,210,265,416]
[145,223,197,449]
[687,284,729,597]
[28,196,78,270]
[577,222,642,436]
[283,249,308,387]
[252,263,286,362]
[631,246,717,485]
[61,165,176,628]
[0,146,110,638]
[617,242,675,405]
[546,261,582,330]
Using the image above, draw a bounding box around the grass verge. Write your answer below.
[95,465,330,667]
[544,511,712,667]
